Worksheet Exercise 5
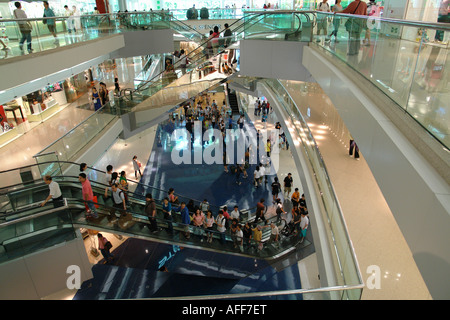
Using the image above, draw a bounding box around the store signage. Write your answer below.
[174,19,237,33]
[157,245,181,269]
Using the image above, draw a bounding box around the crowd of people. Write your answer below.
[158,183,309,252]
[38,89,309,261]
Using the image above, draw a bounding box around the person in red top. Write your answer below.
[222,206,231,219]
[336,0,368,55]
[210,26,220,55]
[79,173,98,218]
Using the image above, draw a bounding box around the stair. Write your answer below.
[227,86,240,115]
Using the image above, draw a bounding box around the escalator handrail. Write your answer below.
[135,11,312,93]
[0,162,258,215]
[0,200,69,227]
[134,12,267,92]
[1,197,302,261]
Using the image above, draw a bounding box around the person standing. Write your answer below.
[97,233,114,263]
[43,1,59,45]
[235,223,244,252]
[72,5,82,33]
[104,183,126,223]
[119,171,129,204]
[204,210,215,243]
[92,87,102,111]
[292,204,301,234]
[254,165,261,188]
[64,5,75,34]
[132,155,142,179]
[179,49,188,75]
[215,210,227,245]
[99,82,109,106]
[349,139,360,159]
[291,187,301,208]
[435,0,449,42]
[79,173,98,219]
[211,26,220,55]
[13,2,33,54]
[254,198,266,224]
[336,0,367,56]
[316,0,331,42]
[275,198,285,223]
[251,225,264,251]
[271,177,281,203]
[269,222,279,245]
[283,173,293,197]
[329,0,343,42]
[300,211,309,243]
[192,209,205,242]
[41,175,64,208]
[223,23,232,47]
[145,193,158,233]
[105,164,114,186]
[162,197,173,234]
[173,202,191,239]
[230,205,241,221]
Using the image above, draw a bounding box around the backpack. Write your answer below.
[113,190,124,205]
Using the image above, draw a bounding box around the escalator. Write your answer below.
[226,84,240,115]
[0,163,310,266]
[115,11,312,135]
[116,10,205,43]
[125,11,310,106]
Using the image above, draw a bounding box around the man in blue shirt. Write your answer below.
[43,1,59,45]
[173,202,191,239]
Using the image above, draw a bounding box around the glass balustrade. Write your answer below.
[260,78,363,299]
[0,173,304,263]
[32,105,117,173]
[0,162,259,221]
[0,11,206,61]
[310,12,449,149]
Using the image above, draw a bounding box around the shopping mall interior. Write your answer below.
[0,0,449,302]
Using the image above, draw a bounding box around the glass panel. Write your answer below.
[33,106,116,165]
[313,11,449,148]
[0,207,76,263]
[261,78,363,291]
[407,35,449,147]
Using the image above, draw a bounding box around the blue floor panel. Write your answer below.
[74,238,302,300]
[135,115,284,212]
[74,109,306,300]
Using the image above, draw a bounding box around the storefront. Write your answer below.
[0,71,90,148]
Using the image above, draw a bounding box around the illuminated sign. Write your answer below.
[158,245,181,269]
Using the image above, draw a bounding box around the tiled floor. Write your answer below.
[282,80,432,300]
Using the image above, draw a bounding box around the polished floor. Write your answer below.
[283,80,432,300]
[1,53,433,299]
[0,30,119,62]
[73,237,304,300]
[0,56,148,186]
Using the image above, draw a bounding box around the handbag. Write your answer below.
[14,11,33,32]
[344,1,362,33]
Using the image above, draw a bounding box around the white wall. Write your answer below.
[0,233,92,299]
[0,34,125,93]
[111,29,175,58]
[239,39,314,82]
[302,46,450,300]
